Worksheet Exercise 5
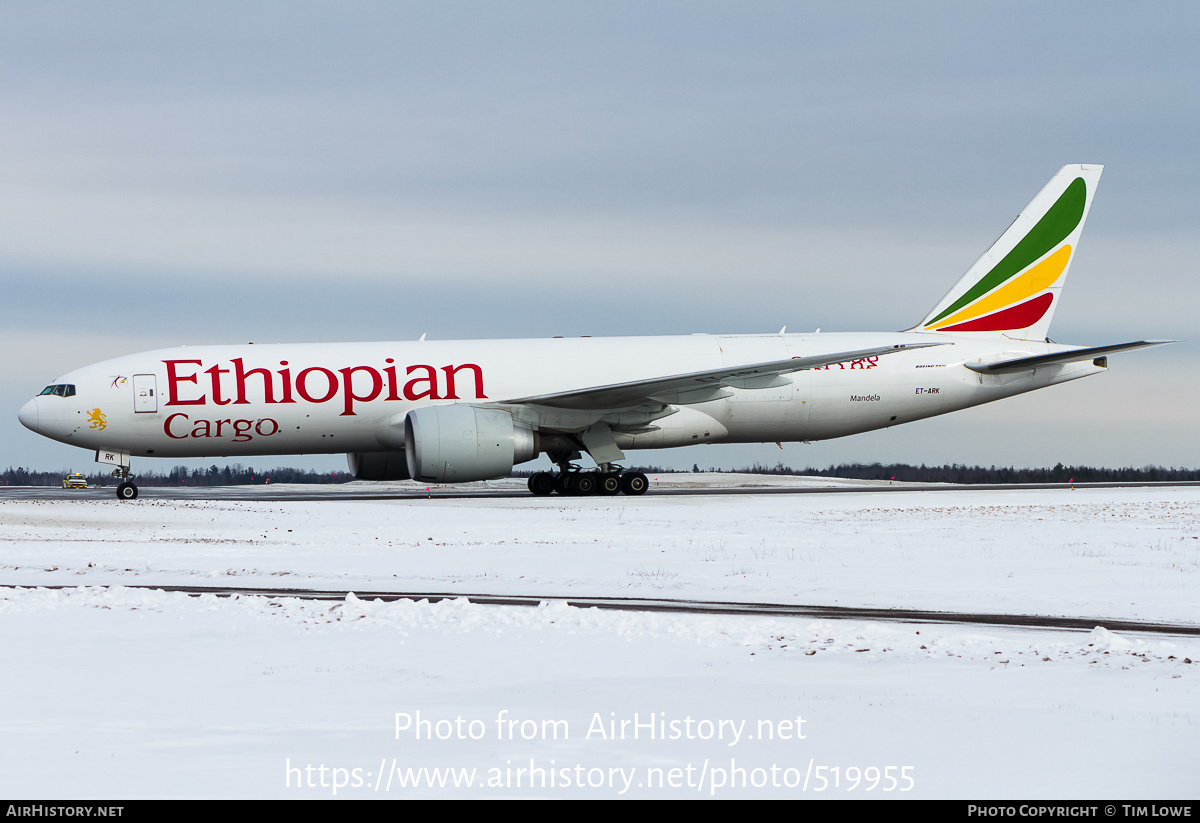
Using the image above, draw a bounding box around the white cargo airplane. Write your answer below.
[19,164,1168,499]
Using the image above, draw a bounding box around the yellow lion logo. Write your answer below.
[87,409,107,431]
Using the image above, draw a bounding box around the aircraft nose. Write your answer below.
[18,398,38,432]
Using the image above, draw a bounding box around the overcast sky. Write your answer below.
[3,2,1198,474]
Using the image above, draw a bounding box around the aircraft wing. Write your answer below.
[964,340,1174,374]
[500,342,947,410]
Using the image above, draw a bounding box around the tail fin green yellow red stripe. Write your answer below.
[913,165,1102,341]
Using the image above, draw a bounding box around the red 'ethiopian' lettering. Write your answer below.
[163,358,487,415]
[338,366,383,416]
[294,367,338,404]
[164,360,205,405]
[442,364,484,400]
[404,365,439,401]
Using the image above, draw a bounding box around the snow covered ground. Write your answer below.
[0,478,1197,798]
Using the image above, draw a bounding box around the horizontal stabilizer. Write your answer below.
[964,340,1173,374]
[502,342,948,410]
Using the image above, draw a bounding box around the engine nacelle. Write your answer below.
[404,405,537,483]
[347,451,411,481]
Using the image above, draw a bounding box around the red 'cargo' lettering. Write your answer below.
[164,413,281,442]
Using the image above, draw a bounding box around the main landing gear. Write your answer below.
[526,469,648,497]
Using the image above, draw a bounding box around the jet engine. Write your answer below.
[404,405,538,483]
[347,450,411,481]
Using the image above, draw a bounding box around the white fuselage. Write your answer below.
[19,331,1103,462]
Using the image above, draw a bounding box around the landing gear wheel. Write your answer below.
[527,472,555,496]
[116,482,138,501]
[573,474,597,496]
[554,473,573,496]
[620,472,648,496]
[598,473,622,495]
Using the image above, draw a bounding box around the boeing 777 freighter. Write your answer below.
[19,164,1168,498]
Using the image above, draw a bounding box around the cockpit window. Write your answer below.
[38,384,75,397]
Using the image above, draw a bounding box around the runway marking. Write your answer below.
[4,480,1200,502]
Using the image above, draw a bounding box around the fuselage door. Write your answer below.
[133,374,157,413]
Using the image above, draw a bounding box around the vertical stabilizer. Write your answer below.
[914,164,1103,341]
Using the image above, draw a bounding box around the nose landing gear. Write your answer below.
[96,449,138,501]
[112,465,138,500]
